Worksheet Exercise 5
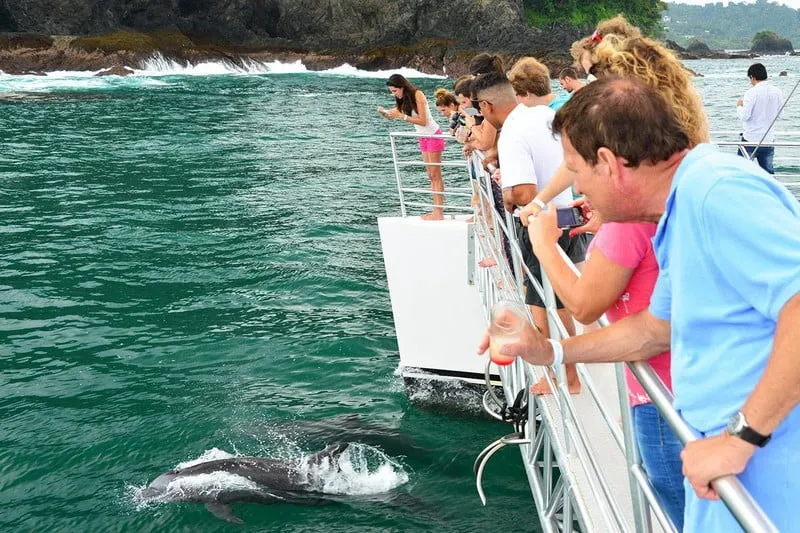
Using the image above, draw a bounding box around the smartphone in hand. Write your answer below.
[556,207,587,229]
[377,106,390,118]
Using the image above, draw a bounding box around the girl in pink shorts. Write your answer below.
[381,74,445,221]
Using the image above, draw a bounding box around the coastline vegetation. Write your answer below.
[524,0,667,37]
[751,30,793,53]
[666,1,800,50]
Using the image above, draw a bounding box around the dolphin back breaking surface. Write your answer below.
[133,442,409,524]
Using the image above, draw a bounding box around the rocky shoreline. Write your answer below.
[0,31,581,78]
[0,31,785,80]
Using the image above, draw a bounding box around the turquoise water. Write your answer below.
[2,56,799,532]
[0,69,531,532]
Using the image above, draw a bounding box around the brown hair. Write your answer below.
[387,73,420,116]
[559,67,580,80]
[453,75,473,97]
[552,76,690,168]
[507,57,551,97]
[434,88,459,107]
[592,35,708,146]
[469,53,505,75]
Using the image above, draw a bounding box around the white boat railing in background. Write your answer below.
[386,130,782,533]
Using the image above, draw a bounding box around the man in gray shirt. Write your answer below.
[737,63,783,174]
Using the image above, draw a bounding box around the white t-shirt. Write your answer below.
[737,81,783,143]
[497,104,572,208]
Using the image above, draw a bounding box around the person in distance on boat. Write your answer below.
[507,57,571,111]
[558,67,585,94]
[434,88,461,137]
[737,62,783,174]
[462,53,504,155]
[486,75,800,533]
[381,74,446,221]
[473,71,584,395]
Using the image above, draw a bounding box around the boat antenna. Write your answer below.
[745,75,800,161]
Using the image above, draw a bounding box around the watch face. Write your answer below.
[727,411,745,434]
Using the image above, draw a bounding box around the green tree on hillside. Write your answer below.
[751,30,793,52]
[524,0,667,36]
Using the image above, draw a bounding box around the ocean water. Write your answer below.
[1,56,799,532]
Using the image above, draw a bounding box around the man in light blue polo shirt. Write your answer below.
[487,77,800,531]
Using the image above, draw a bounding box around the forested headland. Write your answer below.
[665,0,800,50]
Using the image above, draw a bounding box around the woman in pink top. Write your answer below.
[529,208,685,531]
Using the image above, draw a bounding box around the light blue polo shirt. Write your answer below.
[650,143,800,531]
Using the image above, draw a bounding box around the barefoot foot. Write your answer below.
[421,211,445,221]
[529,375,581,395]
[478,257,497,268]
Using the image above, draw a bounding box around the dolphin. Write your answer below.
[137,443,349,524]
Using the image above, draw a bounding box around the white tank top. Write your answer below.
[411,96,440,136]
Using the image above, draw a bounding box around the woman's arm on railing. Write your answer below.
[528,206,632,324]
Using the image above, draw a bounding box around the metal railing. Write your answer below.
[386,130,781,533]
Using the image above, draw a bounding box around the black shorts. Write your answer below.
[514,218,589,308]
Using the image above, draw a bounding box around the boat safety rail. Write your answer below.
[388,131,472,218]
[711,130,800,190]
[465,150,780,533]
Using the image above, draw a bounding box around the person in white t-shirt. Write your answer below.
[737,63,783,174]
[473,72,587,394]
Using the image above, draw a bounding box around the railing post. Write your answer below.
[389,134,406,217]
[615,361,652,533]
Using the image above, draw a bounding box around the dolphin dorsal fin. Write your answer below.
[206,503,244,524]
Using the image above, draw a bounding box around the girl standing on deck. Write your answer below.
[380,74,445,221]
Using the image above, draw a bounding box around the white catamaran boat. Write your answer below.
[378,131,795,533]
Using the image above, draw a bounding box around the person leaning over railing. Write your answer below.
[382,74,446,221]
[527,207,684,529]
[520,29,710,225]
[434,88,461,137]
[482,76,800,533]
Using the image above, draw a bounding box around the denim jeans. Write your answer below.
[739,137,775,174]
[632,403,686,531]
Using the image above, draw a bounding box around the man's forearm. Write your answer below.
[562,310,670,364]
[741,292,800,435]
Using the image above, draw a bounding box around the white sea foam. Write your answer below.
[174,447,236,469]
[298,442,409,495]
[0,53,443,87]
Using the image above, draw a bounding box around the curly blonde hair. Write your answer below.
[570,15,642,67]
[592,35,709,146]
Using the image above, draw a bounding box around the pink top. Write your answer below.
[587,222,673,407]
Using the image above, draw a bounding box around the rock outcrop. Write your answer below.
[0,0,585,76]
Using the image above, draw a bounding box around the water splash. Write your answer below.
[298,443,409,495]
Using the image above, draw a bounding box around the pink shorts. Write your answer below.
[419,129,445,153]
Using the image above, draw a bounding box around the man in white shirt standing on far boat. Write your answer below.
[485,76,800,532]
[472,71,586,395]
[737,62,783,174]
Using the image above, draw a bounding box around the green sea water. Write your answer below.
[2,55,800,532]
[0,69,533,532]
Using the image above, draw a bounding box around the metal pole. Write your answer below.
[389,134,406,217]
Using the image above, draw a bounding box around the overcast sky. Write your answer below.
[672,0,800,7]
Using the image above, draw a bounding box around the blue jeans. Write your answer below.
[738,138,775,174]
[632,403,685,531]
